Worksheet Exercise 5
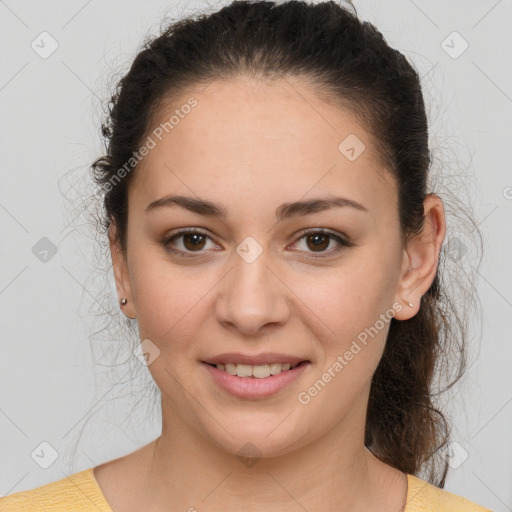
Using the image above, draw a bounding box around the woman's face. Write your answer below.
[112,77,412,458]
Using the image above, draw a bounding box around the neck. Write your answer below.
[136,396,405,511]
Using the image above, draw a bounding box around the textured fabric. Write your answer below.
[0,467,493,511]
[405,474,492,511]
[0,468,111,511]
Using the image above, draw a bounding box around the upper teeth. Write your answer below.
[215,362,299,378]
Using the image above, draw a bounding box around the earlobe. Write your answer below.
[108,221,137,319]
[393,194,446,321]
[393,260,418,320]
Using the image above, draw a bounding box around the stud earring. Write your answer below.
[120,298,127,306]
[406,301,414,308]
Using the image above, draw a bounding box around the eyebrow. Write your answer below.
[145,194,368,222]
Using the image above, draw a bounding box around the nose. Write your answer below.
[215,247,291,336]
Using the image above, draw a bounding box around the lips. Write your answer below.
[202,352,309,366]
[202,359,311,399]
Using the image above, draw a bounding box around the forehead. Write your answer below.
[130,77,396,214]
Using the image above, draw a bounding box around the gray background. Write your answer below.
[0,0,511,510]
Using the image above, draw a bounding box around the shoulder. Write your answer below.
[0,468,112,512]
[406,474,493,512]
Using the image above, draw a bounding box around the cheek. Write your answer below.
[293,272,392,422]
[311,255,393,331]
[128,252,211,344]
[300,255,396,374]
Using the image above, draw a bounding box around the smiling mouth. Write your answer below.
[203,360,310,379]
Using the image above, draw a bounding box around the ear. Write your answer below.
[109,220,137,319]
[393,194,446,321]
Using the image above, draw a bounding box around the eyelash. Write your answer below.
[161,227,351,260]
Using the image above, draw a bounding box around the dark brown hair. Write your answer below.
[90,0,482,487]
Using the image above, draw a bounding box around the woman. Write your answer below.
[0,1,493,510]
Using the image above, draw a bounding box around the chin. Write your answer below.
[204,421,310,462]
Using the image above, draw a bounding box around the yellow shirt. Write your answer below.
[0,467,493,511]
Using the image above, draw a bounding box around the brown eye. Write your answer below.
[305,233,330,252]
[289,228,350,259]
[162,227,350,260]
[182,233,207,251]
[162,229,218,257]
